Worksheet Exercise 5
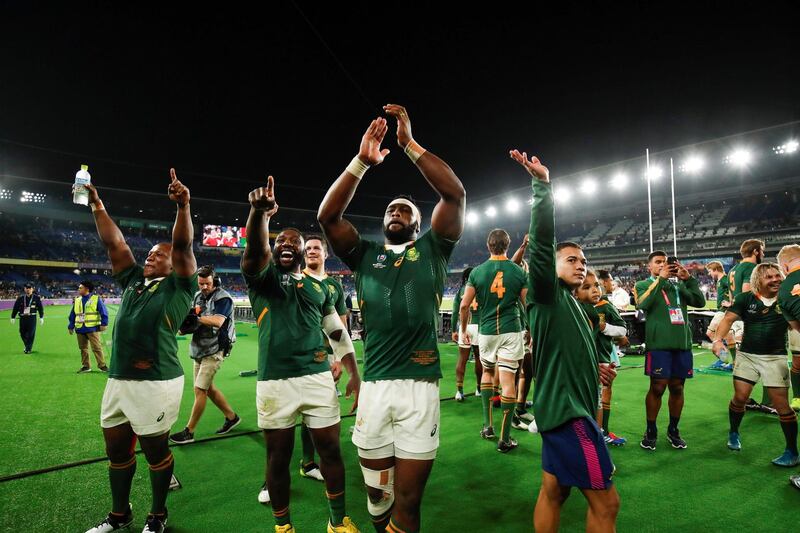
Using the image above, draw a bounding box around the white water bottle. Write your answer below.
[73,164,91,205]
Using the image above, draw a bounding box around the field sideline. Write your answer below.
[0,305,797,532]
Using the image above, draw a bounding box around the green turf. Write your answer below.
[1,306,798,531]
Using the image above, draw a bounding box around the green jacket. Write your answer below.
[634,275,705,351]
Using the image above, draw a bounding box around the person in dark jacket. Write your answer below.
[11,283,44,354]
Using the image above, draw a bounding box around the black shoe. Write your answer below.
[640,433,657,451]
[667,431,687,449]
[99,365,109,372]
[745,398,762,411]
[215,413,241,435]
[85,506,133,532]
[78,366,91,373]
[169,427,194,444]
[24,349,31,354]
[497,438,519,453]
[142,510,167,533]
[480,426,496,440]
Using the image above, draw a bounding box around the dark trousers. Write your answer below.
[19,317,37,351]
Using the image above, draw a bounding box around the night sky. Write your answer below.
[2,1,798,215]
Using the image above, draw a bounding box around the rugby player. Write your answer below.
[712,263,797,466]
[242,176,360,533]
[635,251,705,450]
[777,244,800,489]
[705,261,735,371]
[318,104,465,533]
[84,170,197,533]
[730,239,776,414]
[451,267,483,401]
[510,149,619,532]
[511,236,536,427]
[575,270,629,446]
[459,229,528,451]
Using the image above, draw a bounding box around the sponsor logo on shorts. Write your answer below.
[157,412,165,422]
[430,424,437,437]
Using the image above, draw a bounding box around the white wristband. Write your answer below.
[91,201,105,212]
[404,140,427,163]
[346,156,370,180]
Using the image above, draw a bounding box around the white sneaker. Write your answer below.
[475,389,481,397]
[516,411,535,423]
[85,509,133,532]
[258,481,270,504]
[455,391,465,402]
[300,463,325,481]
[511,416,529,431]
[527,417,539,434]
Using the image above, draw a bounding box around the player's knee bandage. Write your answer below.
[360,465,394,516]
[497,359,519,374]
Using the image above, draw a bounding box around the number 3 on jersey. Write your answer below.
[490,272,505,299]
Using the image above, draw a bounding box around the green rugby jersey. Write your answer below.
[245,263,334,381]
[595,300,625,364]
[634,275,705,351]
[111,265,198,380]
[728,292,788,355]
[527,179,600,432]
[452,283,480,332]
[716,274,730,311]
[778,266,800,322]
[304,269,348,317]
[342,230,455,381]
[730,261,756,299]
[467,256,526,336]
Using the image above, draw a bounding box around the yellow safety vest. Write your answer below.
[74,294,101,328]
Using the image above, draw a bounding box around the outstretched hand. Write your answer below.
[383,104,414,148]
[358,118,390,166]
[248,175,278,215]
[168,168,190,206]
[83,183,101,205]
[510,150,550,183]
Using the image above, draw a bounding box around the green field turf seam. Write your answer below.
[0,396,457,484]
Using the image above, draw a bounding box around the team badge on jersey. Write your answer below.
[312,282,322,293]
[373,253,388,269]
[407,247,420,262]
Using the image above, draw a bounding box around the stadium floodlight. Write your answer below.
[645,166,662,181]
[726,148,752,167]
[610,173,628,190]
[773,140,799,154]
[20,191,46,204]
[553,186,571,204]
[680,155,705,174]
[0,189,12,200]
[485,205,497,218]
[505,198,520,213]
[580,178,597,195]
[466,210,479,225]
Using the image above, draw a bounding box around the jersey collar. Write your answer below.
[788,264,800,275]
[144,276,165,287]
[384,241,414,254]
[489,255,508,261]
[302,267,327,281]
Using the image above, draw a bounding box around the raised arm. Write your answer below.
[511,234,529,265]
[84,183,136,275]
[676,263,707,308]
[318,118,390,258]
[384,104,465,241]
[510,150,556,305]
[167,168,197,278]
[241,176,278,276]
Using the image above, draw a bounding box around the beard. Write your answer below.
[383,221,417,244]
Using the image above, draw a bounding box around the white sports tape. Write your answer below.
[321,312,354,361]
[346,156,370,180]
[360,465,395,516]
[404,139,427,163]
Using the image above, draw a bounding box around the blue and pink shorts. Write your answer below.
[541,417,614,490]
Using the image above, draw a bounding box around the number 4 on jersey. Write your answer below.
[490,272,505,299]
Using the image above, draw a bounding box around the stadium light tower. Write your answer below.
[485,205,497,218]
[646,166,662,181]
[466,210,479,226]
[680,155,705,174]
[726,148,752,167]
[610,173,628,190]
[553,186,571,204]
[773,140,798,154]
[580,178,597,195]
[0,189,12,200]
[505,198,520,213]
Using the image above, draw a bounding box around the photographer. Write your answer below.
[170,266,240,444]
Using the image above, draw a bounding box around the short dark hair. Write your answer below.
[461,267,473,284]
[556,241,582,253]
[197,265,216,279]
[648,250,667,262]
[597,269,612,281]
[304,233,328,252]
[80,280,94,292]
[487,229,510,255]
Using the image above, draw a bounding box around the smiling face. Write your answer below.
[274,229,304,273]
[143,243,173,279]
[756,265,783,298]
[575,272,602,304]
[556,245,587,290]
[383,201,419,245]
[304,238,327,271]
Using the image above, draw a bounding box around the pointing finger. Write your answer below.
[170,168,177,182]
